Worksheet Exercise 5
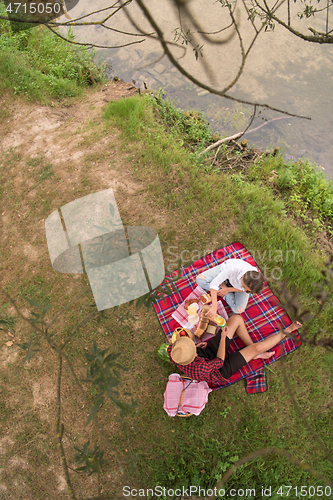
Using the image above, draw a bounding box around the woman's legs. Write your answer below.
[218,320,302,379]
[225,315,276,360]
[239,321,302,363]
[239,332,285,363]
[215,317,250,379]
[225,314,253,345]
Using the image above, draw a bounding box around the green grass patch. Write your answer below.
[248,155,333,236]
[104,93,328,293]
[19,276,51,306]
[0,4,107,101]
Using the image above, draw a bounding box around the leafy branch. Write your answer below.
[272,255,333,349]
[83,341,134,425]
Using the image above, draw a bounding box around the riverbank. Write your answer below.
[1,18,333,500]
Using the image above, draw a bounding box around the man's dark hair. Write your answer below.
[243,271,264,294]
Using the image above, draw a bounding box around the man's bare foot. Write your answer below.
[253,351,275,360]
[284,321,302,334]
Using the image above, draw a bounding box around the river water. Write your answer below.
[63,0,333,178]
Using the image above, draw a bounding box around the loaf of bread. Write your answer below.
[194,305,211,339]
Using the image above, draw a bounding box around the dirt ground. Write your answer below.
[0,80,170,500]
[1,79,137,183]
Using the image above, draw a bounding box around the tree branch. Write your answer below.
[131,0,311,119]
[56,357,77,500]
[46,25,145,50]
[253,0,333,43]
[198,115,290,155]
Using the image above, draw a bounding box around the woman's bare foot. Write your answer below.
[253,351,275,360]
[284,321,302,334]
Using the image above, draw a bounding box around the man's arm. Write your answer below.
[207,286,241,319]
[216,329,228,361]
[210,288,218,316]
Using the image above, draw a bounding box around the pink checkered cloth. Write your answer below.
[171,286,228,342]
[163,374,212,416]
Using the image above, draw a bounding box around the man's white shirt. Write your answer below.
[209,259,258,291]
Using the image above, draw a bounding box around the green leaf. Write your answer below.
[24,348,40,363]
[135,295,145,310]
[86,398,103,425]
[109,203,115,218]
[75,465,89,473]
[93,224,110,234]
[41,304,53,314]
[104,352,121,364]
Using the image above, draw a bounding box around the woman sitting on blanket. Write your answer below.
[196,258,264,318]
[167,315,302,387]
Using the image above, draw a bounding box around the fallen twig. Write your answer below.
[198,131,244,155]
[199,116,290,155]
[212,145,221,166]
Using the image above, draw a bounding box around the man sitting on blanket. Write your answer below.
[167,315,302,387]
[196,258,264,317]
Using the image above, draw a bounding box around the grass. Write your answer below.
[101,93,333,494]
[19,277,51,306]
[247,155,333,237]
[27,154,54,182]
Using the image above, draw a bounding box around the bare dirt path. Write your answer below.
[1,79,137,180]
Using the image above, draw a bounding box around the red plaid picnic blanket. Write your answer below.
[152,242,301,392]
